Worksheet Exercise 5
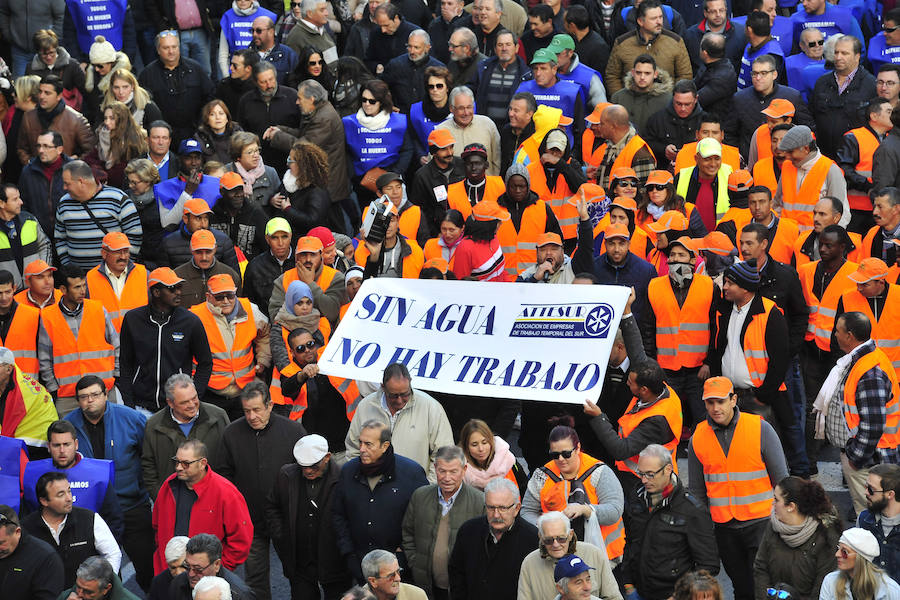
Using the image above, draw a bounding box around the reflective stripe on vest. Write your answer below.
[191,298,258,391]
[609,135,654,179]
[528,161,577,239]
[497,201,549,276]
[799,260,858,350]
[329,375,362,420]
[268,318,332,419]
[843,347,900,449]
[283,265,338,300]
[692,412,773,523]
[846,127,878,211]
[649,275,713,370]
[41,300,115,397]
[85,264,149,332]
[0,219,39,266]
[616,387,683,476]
[675,166,731,221]
[0,304,40,376]
[781,156,834,231]
[842,285,900,376]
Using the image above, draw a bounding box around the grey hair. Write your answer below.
[800,27,823,43]
[449,85,475,108]
[435,445,466,467]
[62,160,95,182]
[300,0,324,18]
[164,535,190,564]
[638,443,673,468]
[361,419,392,443]
[186,533,223,562]
[824,34,842,62]
[451,27,478,53]
[76,556,114,590]
[409,29,431,46]
[557,576,571,588]
[537,511,571,537]
[484,476,519,500]
[165,373,195,401]
[298,79,328,106]
[192,576,232,600]
[341,586,377,600]
[361,549,397,580]
[476,0,503,13]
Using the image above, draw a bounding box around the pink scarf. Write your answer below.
[464,436,517,490]
[234,160,266,197]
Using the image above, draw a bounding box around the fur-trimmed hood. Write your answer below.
[623,68,674,97]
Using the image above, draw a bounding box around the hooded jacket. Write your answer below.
[533,125,587,200]
[25,47,85,100]
[610,69,674,136]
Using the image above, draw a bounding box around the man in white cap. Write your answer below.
[267,434,352,598]
[674,137,733,230]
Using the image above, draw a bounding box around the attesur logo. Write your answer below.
[509,303,615,339]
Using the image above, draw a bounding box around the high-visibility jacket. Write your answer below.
[283,265,339,297]
[539,453,626,561]
[841,284,900,377]
[41,300,115,397]
[845,127,878,211]
[422,238,459,271]
[447,177,506,220]
[14,289,62,309]
[692,412,773,523]
[616,387,683,476]
[269,317,331,419]
[843,346,900,450]
[717,207,752,232]
[675,142,742,173]
[582,132,654,175]
[191,298,258,392]
[354,238,425,279]
[649,275,713,370]
[0,304,39,376]
[793,230,863,269]
[85,263,149,332]
[592,218,653,261]
[676,165,732,222]
[735,216,800,265]
[752,157,778,195]
[799,260,858,350]
[636,203,697,242]
[582,129,606,168]
[754,124,772,164]
[398,205,423,243]
[497,200,548,276]
[0,217,42,287]
[781,155,835,231]
[726,296,787,389]
[860,225,898,262]
[528,161,577,239]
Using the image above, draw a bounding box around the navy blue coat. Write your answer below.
[858,509,900,582]
[18,155,73,237]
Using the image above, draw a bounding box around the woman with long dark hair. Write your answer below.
[85,101,148,188]
[422,209,465,269]
[451,201,510,281]
[287,46,335,91]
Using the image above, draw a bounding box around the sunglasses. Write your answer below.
[867,484,884,495]
[159,29,179,37]
[616,180,638,187]
[766,590,791,600]
[253,27,271,33]
[427,83,446,89]
[541,535,568,546]
[308,59,324,66]
[836,545,854,559]
[295,340,318,352]
[291,1,302,5]
[361,97,379,104]
[886,25,900,33]
[163,284,183,292]
[646,184,668,191]
[213,292,236,301]
[92,63,107,69]
[806,39,825,46]
[549,448,575,460]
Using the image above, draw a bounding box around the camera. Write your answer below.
[362,197,393,244]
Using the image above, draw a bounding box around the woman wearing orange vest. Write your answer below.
[459,418,526,494]
[422,209,465,271]
[636,171,707,242]
[520,417,626,563]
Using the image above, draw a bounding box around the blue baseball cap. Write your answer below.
[178,138,203,154]
[554,555,594,582]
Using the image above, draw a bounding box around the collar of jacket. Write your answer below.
[698,19,733,34]
[159,403,209,432]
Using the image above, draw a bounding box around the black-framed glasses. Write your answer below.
[766,589,791,599]
[751,69,775,78]
[295,340,318,352]
[646,184,668,191]
[636,465,667,480]
[806,39,825,46]
[76,391,105,401]
[361,97,379,104]
[213,292,236,301]
[171,457,203,468]
[182,561,212,574]
[549,448,576,460]
[541,535,569,546]
[485,503,517,512]
[385,390,412,401]
[867,484,884,495]
[886,25,900,33]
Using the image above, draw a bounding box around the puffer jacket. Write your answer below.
[0,0,64,51]
[25,46,85,102]
[643,100,704,166]
[610,70,673,136]
[223,161,281,211]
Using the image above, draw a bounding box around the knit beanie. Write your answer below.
[89,36,117,65]
[505,162,530,187]
[724,259,760,291]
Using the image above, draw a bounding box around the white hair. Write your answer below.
[537,511,571,537]
[638,443,672,468]
[484,476,519,500]
[409,29,431,46]
[192,576,232,600]
[165,536,190,564]
[449,85,475,108]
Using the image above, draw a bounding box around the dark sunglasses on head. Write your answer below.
[646,184,668,191]
[549,448,575,460]
[295,340,318,352]
[361,97,379,104]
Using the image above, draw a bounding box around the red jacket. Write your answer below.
[151,466,253,573]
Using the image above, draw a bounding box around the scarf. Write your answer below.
[96,126,113,168]
[40,155,63,181]
[770,511,820,548]
[129,188,155,210]
[37,99,65,129]
[234,159,266,197]
[232,0,260,16]
[274,305,324,335]
[359,443,395,477]
[647,202,666,220]
[813,350,854,440]
[464,436,516,489]
[282,169,299,194]
[356,108,391,131]
[437,234,462,262]
[422,95,450,123]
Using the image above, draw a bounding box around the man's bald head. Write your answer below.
[603,105,630,128]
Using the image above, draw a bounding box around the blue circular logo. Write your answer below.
[584,304,613,337]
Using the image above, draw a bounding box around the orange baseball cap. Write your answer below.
[585,102,612,124]
[423,257,449,273]
[101,231,130,251]
[604,223,630,240]
[647,210,689,233]
[296,236,325,253]
[219,172,244,190]
[537,232,563,247]
[471,200,510,222]
[384,202,400,217]
[207,273,237,294]
[645,170,674,186]
[183,198,213,216]
[148,267,184,287]
[427,128,455,149]
[728,170,754,192]
[568,183,606,206]
[700,231,735,256]
[848,258,890,283]
[703,376,734,399]
[610,196,637,212]
[610,167,638,182]
[558,115,573,126]
[668,236,698,256]
[761,98,795,118]
[190,229,216,251]
[24,259,56,278]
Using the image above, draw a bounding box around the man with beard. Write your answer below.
[858,463,900,582]
[18,130,72,240]
[410,129,466,237]
[249,16,297,84]
[215,49,260,120]
[209,173,268,261]
[447,28,486,88]
[382,30,445,114]
[238,61,299,170]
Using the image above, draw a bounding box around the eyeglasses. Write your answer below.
[361,97,379,104]
[243,147,261,155]
[766,589,791,599]
[182,561,212,574]
[212,292,236,301]
[171,457,203,468]
[646,184,668,191]
[375,567,403,579]
[385,390,412,401]
[806,39,825,46]
[616,180,638,187]
[836,545,855,558]
[885,25,900,33]
[427,83,446,89]
[163,284,183,292]
[867,484,884,495]
[252,27,272,33]
[76,391,105,401]
[295,340,318,352]
[751,69,775,78]
[92,64,107,69]
[549,448,576,460]
[636,465,667,480]
[541,535,569,546]
[878,80,899,87]
[447,42,464,49]
[485,503,517,512]
[308,59,324,66]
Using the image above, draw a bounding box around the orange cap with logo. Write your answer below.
[190,229,216,251]
[848,258,889,283]
[207,273,237,294]
[703,376,734,399]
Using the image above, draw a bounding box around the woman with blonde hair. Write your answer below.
[82,35,131,125]
[124,158,165,266]
[85,101,148,188]
[458,418,525,494]
[820,528,900,600]
[102,69,162,131]
[2,75,40,182]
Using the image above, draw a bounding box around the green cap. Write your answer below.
[265,217,292,236]
[530,47,558,65]
[547,34,576,54]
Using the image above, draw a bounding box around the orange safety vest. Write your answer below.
[587,134,655,179]
[845,127,878,211]
[692,412,773,523]
[283,265,338,299]
[1,304,39,376]
[191,298,258,392]
[716,207,752,232]
[842,284,900,378]
[398,205,423,243]
[616,386,683,476]
[538,453,626,561]
[497,201,548,276]
[752,157,779,196]
[85,264,149,332]
[648,274,713,370]
[423,238,458,271]
[793,230,863,269]
[582,129,606,168]
[735,216,799,265]
[446,177,506,220]
[41,299,115,397]
[528,161,577,240]
[354,239,425,279]
[14,288,61,309]
[675,142,742,173]
[843,346,900,449]
[754,124,772,164]
[269,317,332,419]
[799,260,858,350]
[860,225,895,261]
[733,296,788,389]
[591,217,653,261]
[781,155,834,231]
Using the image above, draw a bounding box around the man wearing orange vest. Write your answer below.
[774,125,850,232]
[445,144,507,221]
[37,265,118,418]
[714,170,754,246]
[500,162,562,277]
[688,376,788,600]
[0,269,40,377]
[646,236,719,425]
[190,274,270,421]
[85,232,148,333]
[826,311,900,514]
[751,122,792,196]
[746,98,794,170]
[674,113,742,174]
[861,187,900,266]
[355,204,425,280]
[736,185,800,264]
[268,235,347,328]
[528,129,588,250]
[585,104,656,189]
[793,197,864,268]
[377,172,430,247]
[837,97,893,235]
[14,259,61,309]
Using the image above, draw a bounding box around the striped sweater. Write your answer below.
[54,186,143,270]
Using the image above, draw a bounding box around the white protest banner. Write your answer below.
[317,279,629,404]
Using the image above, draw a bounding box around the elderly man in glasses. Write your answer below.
[785,28,825,96]
[168,534,254,600]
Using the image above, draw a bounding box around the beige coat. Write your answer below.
[435,114,502,176]
[517,541,623,600]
